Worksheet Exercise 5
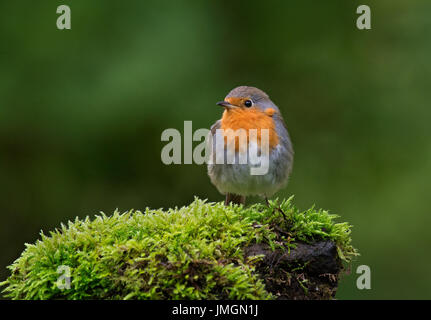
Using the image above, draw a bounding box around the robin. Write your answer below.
[207,86,294,209]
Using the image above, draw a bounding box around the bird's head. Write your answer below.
[216,86,279,116]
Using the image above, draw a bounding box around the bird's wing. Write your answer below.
[207,120,222,161]
[210,120,221,136]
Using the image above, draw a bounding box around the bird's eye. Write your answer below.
[244,100,252,107]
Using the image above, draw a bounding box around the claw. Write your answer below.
[265,197,287,221]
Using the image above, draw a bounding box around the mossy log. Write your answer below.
[1,197,357,300]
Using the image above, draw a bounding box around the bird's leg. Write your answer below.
[225,193,246,206]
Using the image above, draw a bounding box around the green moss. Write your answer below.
[1,197,358,300]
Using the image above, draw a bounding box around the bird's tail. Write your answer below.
[225,193,246,206]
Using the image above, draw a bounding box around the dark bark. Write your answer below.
[244,240,343,300]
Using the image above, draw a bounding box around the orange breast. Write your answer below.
[220,107,279,153]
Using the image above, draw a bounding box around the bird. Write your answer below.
[207,86,294,209]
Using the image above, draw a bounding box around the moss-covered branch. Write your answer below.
[1,197,358,300]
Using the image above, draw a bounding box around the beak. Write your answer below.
[216,101,235,109]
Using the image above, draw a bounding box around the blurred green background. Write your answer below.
[1,0,430,299]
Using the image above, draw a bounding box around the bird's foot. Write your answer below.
[265,197,287,221]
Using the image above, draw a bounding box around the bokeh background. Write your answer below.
[1,0,430,299]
